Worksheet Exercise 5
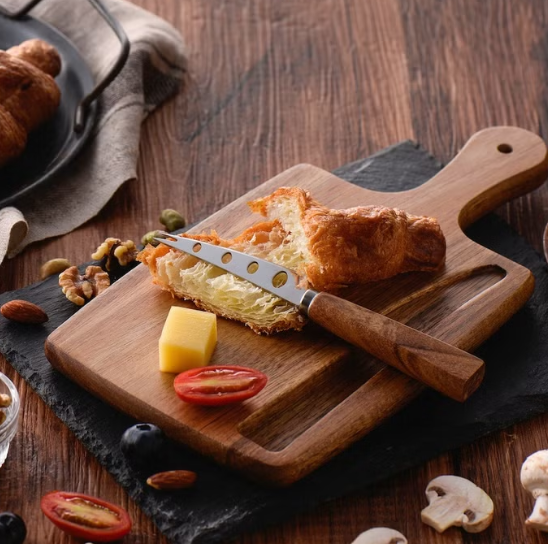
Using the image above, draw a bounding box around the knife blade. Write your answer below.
[155,232,484,402]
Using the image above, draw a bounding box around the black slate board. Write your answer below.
[2,142,548,543]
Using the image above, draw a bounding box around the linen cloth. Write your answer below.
[0,0,186,264]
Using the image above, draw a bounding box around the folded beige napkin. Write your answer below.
[0,0,185,264]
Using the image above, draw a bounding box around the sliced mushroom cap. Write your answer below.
[421,475,494,533]
[520,450,548,531]
[351,527,408,544]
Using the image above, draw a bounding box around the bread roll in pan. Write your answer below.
[0,0,128,207]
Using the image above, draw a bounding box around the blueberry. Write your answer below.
[120,423,166,471]
[0,512,26,544]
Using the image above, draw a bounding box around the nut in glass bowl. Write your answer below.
[0,372,20,468]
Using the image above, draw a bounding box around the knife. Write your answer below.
[155,232,484,402]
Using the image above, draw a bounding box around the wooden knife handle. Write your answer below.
[306,292,484,402]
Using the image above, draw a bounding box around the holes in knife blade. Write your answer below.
[247,262,259,274]
[497,143,513,154]
[221,252,232,264]
[272,271,288,288]
[192,243,202,253]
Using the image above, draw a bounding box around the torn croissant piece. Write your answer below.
[139,221,307,334]
[0,39,62,168]
[249,187,446,291]
[138,187,446,334]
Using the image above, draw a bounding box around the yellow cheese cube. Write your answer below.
[159,306,217,373]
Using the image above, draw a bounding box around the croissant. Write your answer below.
[139,187,446,334]
[249,187,446,291]
[0,39,61,168]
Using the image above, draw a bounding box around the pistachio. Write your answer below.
[141,230,162,247]
[0,393,11,408]
[0,411,5,426]
[159,209,186,232]
[40,258,71,279]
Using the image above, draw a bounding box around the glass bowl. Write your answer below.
[0,372,20,468]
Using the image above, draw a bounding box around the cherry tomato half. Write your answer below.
[174,365,268,406]
[40,491,131,542]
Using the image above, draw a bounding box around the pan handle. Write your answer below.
[0,0,43,17]
[0,0,130,133]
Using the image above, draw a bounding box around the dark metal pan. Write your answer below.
[0,0,129,207]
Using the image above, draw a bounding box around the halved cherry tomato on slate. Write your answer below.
[40,491,131,542]
[174,365,268,406]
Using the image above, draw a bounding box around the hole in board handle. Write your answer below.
[192,243,202,252]
[497,143,513,154]
[221,252,232,264]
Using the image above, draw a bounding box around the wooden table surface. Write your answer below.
[2,0,548,542]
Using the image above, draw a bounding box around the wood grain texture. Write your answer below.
[2,0,548,542]
[306,291,484,402]
[44,126,548,486]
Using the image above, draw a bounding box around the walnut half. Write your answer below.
[59,265,110,306]
[92,238,138,271]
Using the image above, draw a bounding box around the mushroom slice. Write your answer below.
[421,475,494,533]
[520,449,548,531]
[351,527,408,544]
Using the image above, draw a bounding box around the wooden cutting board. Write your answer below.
[45,127,548,486]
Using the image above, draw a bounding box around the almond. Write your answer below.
[1,300,48,324]
[146,470,197,490]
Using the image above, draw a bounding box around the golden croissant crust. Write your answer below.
[0,39,61,168]
[139,187,446,334]
[249,187,446,291]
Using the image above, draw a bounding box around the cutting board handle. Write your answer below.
[416,126,548,228]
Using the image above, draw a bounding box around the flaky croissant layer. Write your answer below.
[139,187,446,334]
